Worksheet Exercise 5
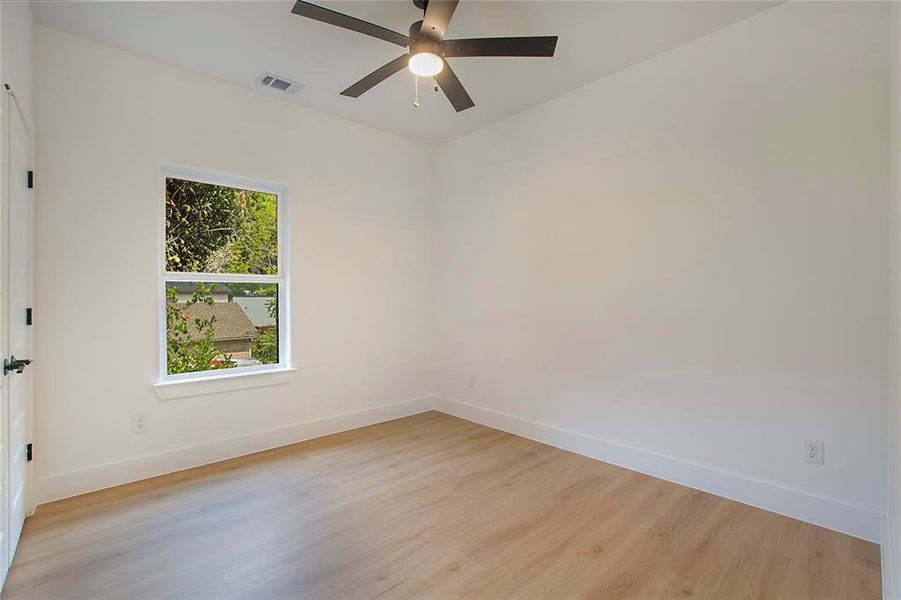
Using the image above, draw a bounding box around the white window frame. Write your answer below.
[157,164,291,386]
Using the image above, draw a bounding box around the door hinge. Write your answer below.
[25,308,32,326]
[25,443,32,462]
[27,171,34,189]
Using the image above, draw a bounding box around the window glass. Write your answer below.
[165,282,279,375]
[165,178,278,275]
[161,172,285,379]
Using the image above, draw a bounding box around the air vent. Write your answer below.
[255,72,304,96]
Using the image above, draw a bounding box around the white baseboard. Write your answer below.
[36,394,884,546]
[36,396,437,505]
[886,514,898,600]
[434,396,883,543]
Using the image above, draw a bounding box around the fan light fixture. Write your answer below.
[408,52,444,77]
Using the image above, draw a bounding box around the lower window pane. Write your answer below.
[165,281,279,375]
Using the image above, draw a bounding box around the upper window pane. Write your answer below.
[165,177,278,275]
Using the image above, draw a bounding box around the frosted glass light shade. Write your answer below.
[408,52,444,77]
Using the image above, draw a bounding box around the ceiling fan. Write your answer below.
[291,0,558,112]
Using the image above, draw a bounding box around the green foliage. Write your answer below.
[252,327,279,364]
[251,297,279,365]
[165,179,277,275]
[165,179,240,273]
[225,191,278,275]
[165,284,233,375]
[223,282,278,298]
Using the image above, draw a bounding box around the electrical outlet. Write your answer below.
[468,376,476,390]
[132,413,148,434]
[804,439,824,465]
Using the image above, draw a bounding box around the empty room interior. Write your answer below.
[2,0,901,598]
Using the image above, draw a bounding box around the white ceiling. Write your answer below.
[30,0,777,145]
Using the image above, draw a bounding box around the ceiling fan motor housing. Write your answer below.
[409,37,442,57]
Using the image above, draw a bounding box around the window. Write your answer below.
[159,166,288,382]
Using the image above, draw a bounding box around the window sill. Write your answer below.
[154,367,296,401]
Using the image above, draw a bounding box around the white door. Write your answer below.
[1,88,33,580]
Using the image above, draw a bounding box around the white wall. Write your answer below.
[32,26,435,502]
[433,2,889,542]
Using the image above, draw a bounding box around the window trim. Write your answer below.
[157,164,291,386]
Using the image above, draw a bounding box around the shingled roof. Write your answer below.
[174,302,259,342]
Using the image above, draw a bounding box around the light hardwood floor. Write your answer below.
[4,411,881,599]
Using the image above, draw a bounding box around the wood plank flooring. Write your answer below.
[3,411,881,599]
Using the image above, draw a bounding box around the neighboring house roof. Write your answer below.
[234,297,276,328]
[175,302,259,342]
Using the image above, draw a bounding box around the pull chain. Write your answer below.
[413,76,420,108]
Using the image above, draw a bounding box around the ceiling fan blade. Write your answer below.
[291,1,410,48]
[340,54,410,98]
[421,0,458,41]
[443,36,558,57]
[436,62,474,112]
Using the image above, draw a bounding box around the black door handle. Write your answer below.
[3,356,31,375]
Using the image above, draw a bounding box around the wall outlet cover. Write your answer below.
[132,413,148,434]
[804,439,824,465]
